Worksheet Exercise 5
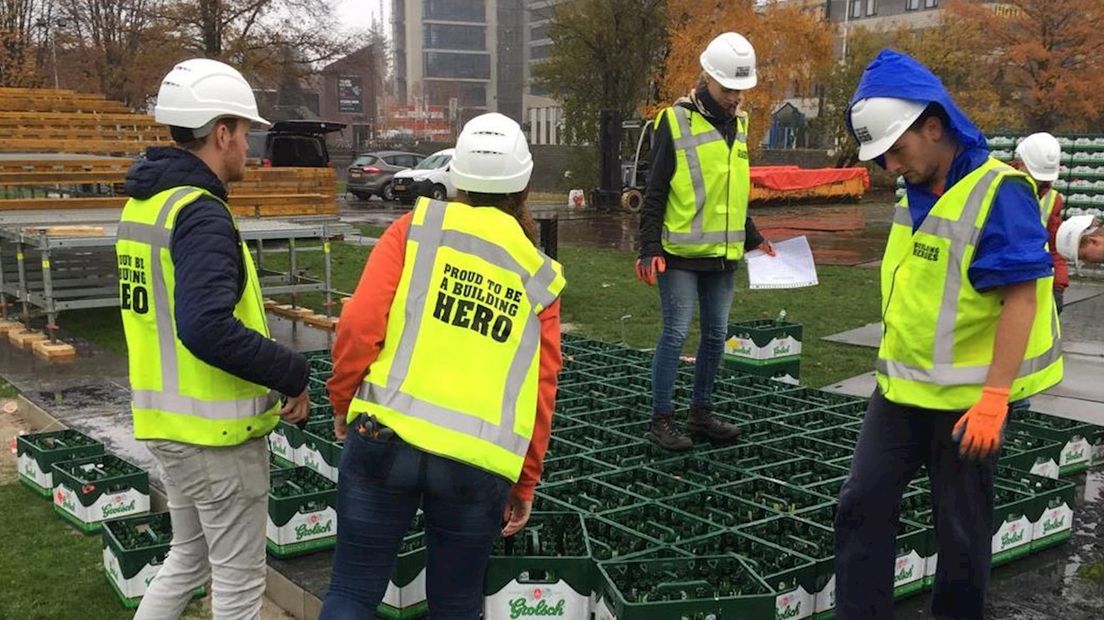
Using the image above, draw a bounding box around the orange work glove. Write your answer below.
[952,386,1010,461]
[634,256,666,286]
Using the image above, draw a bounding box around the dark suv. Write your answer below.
[247,120,346,167]
[346,151,425,201]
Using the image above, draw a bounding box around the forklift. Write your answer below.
[619,118,654,213]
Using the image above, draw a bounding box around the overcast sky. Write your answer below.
[332,0,388,35]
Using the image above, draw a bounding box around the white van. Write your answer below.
[390,148,456,205]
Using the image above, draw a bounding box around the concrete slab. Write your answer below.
[822,322,881,348]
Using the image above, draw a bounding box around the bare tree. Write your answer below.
[0,0,49,86]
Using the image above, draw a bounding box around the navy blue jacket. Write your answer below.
[125,147,309,397]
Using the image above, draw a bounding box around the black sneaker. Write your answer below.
[686,405,741,444]
[646,414,693,451]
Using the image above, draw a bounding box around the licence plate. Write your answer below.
[393,183,408,192]
[349,171,362,178]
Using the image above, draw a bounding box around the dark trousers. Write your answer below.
[320,416,510,620]
[834,390,997,620]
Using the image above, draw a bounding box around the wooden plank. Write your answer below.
[0,320,25,334]
[302,314,338,330]
[22,226,105,237]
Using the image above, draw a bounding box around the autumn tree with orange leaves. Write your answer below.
[658,0,833,150]
[946,0,1104,132]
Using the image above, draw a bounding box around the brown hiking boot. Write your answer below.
[646,414,693,451]
[686,405,741,444]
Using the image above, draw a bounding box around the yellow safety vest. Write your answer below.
[349,198,565,482]
[1039,188,1058,226]
[877,158,1063,410]
[659,105,750,260]
[116,186,280,446]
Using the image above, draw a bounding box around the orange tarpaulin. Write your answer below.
[750,166,871,192]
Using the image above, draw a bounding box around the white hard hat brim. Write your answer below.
[1057,215,1097,270]
[854,103,926,162]
[1024,165,1058,182]
[708,68,757,91]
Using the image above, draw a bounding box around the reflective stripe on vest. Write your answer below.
[876,162,1062,408]
[117,188,279,439]
[661,106,749,251]
[352,199,564,478]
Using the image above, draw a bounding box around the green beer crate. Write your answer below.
[541,454,614,484]
[269,450,294,471]
[999,428,1063,479]
[720,477,834,516]
[268,420,302,464]
[724,319,803,362]
[266,466,336,558]
[102,512,205,608]
[665,489,775,530]
[750,458,850,490]
[990,483,1036,566]
[732,393,811,417]
[599,504,722,547]
[772,410,857,434]
[714,372,800,395]
[593,556,774,620]
[484,512,592,620]
[1090,426,1104,466]
[738,516,837,618]
[647,454,751,487]
[570,407,644,429]
[592,465,703,499]
[17,428,104,497]
[700,443,792,471]
[996,466,1077,552]
[800,505,930,602]
[52,454,150,533]
[804,426,861,449]
[583,516,671,563]
[379,513,428,619]
[569,380,641,402]
[536,478,649,515]
[724,357,801,385]
[777,388,867,410]
[760,436,854,467]
[898,493,938,589]
[588,442,673,469]
[1009,412,1096,475]
[299,419,343,482]
[676,530,820,620]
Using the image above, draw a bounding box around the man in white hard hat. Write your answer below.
[1057,214,1104,271]
[117,58,310,619]
[1014,132,1070,312]
[834,50,1062,620]
[636,32,774,452]
[320,113,564,618]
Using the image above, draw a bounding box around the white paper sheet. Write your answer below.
[745,235,819,290]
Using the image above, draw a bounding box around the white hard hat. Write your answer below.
[1056,214,1099,271]
[154,58,269,131]
[699,32,757,91]
[1014,132,1061,182]
[450,113,533,194]
[849,97,928,162]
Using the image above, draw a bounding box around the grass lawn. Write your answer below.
[0,483,206,619]
[59,226,880,388]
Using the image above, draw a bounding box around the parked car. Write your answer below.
[246,120,346,167]
[390,148,456,205]
[345,151,425,201]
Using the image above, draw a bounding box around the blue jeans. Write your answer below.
[319,416,510,620]
[834,390,997,620]
[651,267,736,416]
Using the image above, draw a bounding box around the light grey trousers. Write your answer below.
[135,437,269,620]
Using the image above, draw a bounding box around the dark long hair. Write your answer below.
[456,187,538,245]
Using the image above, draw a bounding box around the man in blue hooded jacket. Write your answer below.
[833,50,1062,619]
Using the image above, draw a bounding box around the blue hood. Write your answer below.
[847,49,987,168]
